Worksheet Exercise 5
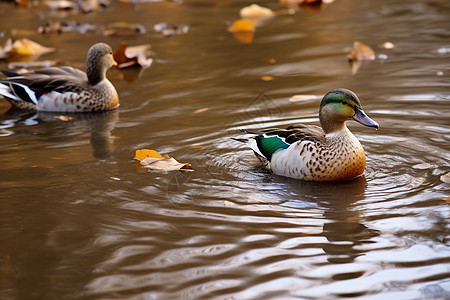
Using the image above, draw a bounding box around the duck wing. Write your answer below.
[248,124,325,161]
[0,67,88,104]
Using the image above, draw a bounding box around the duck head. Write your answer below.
[86,43,117,85]
[319,88,379,134]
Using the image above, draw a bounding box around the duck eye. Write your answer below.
[341,100,347,105]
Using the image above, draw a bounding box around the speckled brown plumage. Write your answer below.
[0,43,119,112]
[248,89,379,181]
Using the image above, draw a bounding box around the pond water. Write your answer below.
[0,0,449,299]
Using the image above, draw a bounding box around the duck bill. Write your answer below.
[352,107,379,129]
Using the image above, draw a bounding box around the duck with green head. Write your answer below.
[248,89,379,181]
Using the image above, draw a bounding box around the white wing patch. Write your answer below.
[0,82,38,104]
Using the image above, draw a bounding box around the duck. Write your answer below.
[0,42,119,112]
[247,88,379,181]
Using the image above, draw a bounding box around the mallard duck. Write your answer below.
[248,88,379,181]
[0,43,119,112]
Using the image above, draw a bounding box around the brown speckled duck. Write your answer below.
[0,43,119,112]
[248,89,379,181]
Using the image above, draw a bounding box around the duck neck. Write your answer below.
[320,115,347,134]
[86,61,105,86]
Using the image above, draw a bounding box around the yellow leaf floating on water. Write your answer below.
[10,38,55,57]
[260,75,274,81]
[134,149,165,161]
[228,19,255,33]
[134,149,193,172]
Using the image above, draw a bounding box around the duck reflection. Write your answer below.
[291,176,380,264]
[1,107,119,159]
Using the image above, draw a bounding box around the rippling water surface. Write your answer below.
[0,0,449,299]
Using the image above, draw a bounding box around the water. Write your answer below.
[0,0,449,299]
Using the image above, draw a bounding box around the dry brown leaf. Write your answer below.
[113,42,152,69]
[348,41,375,61]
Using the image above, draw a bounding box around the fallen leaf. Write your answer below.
[228,19,255,33]
[134,149,165,161]
[45,0,75,10]
[348,41,375,61]
[228,19,256,44]
[193,108,209,114]
[189,145,204,149]
[289,94,322,102]
[134,149,193,172]
[381,42,394,49]
[240,4,275,21]
[232,31,254,44]
[153,22,189,37]
[39,20,97,34]
[10,38,55,57]
[54,115,73,121]
[440,172,450,183]
[113,42,152,69]
[260,75,274,81]
[104,22,146,36]
[412,163,433,170]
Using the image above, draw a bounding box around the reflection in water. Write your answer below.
[0,109,118,159]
